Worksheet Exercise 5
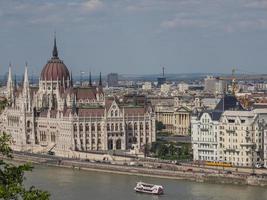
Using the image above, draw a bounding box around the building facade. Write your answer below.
[191,111,221,161]
[155,104,191,135]
[192,109,267,167]
[107,73,118,87]
[0,38,156,157]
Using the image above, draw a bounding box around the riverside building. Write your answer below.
[0,38,156,157]
[191,95,267,167]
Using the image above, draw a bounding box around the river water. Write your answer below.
[25,165,267,200]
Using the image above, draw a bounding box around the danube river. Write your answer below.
[25,165,267,200]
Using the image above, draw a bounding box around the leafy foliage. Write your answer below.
[0,132,50,200]
[0,99,7,111]
[155,121,165,131]
[150,141,192,161]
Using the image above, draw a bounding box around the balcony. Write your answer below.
[200,128,209,132]
[240,142,254,146]
[245,136,251,140]
[224,148,238,152]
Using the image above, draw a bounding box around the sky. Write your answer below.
[0,0,267,76]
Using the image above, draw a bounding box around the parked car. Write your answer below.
[255,163,264,168]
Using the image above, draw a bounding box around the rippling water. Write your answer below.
[25,165,267,200]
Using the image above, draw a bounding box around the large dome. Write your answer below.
[40,38,70,81]
[41,58,70,81]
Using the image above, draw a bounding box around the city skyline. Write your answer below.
[1,0,267,75]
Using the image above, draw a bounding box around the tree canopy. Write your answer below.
[0,132,50,200]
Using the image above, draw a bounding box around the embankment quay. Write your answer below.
[3,151,267,187]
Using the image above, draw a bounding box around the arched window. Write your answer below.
[73,124,77,132]
[140,122,143,130]
[146,122,149,130]
[134,122,138,130]
[51,133,56,142]
[79,123,83,132]
[111,111,114,117]
[115,110,118,116]
[115,123,118,131]
[108,139,113,150]
[107,123,110,131]
[27,121,31,128]
[91,124,95,131]
[128,138,132,143]
[97,123,101,131]
[128,123,132,130]
[85,124,89,132]
[111,123,114,131]
[116,139,121,150]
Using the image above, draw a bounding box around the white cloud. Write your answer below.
[82,0,104,12]
[161,17,213,29]
[244,0,267,9]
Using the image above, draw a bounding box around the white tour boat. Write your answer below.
[134,181,164,195]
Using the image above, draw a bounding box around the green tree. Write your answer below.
[168,143,176,156]
[157,144,169,158]
[0,132,50,200]
[0,98,8,111]
[155,121,165,131]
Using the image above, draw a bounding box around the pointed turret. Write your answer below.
[6,63,14,103]
[7,63,12,85]
[23,62,29,88]
[99,72,102,86]
[89,71,92,86]
[14,74,17,92]
[72,95,77,114]
[70,71,73,87]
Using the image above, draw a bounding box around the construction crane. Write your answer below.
[216,67,267,96]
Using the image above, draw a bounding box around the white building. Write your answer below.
[177,82,189,93]
[142,82,152,90]
[160,83,171,94]
[204,76,226,94]
[191,111,221,161]
[192,108,267,167]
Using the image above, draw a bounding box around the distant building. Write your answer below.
[107,73,118,87]
[204,76,226,94]
[157,67,166,87]
[142,82,152,90]
[178,82,189,93]
[155,104,191,136]
[160,83,171,94]
[157,77,166,88]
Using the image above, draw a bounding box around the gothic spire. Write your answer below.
[7,63,13,85]
[89,71,92,86]
[23,62,29,88]
[70,71,73,87]
[99,72,102,86]
[14,74,17,92]
[52,33,58,58]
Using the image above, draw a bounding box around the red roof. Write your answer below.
[41,58,70,81]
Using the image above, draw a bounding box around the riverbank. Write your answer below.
[3,152,267,187]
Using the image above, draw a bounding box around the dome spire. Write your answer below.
[52,32,58,58]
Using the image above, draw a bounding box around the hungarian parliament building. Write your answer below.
[0,38,156,157]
